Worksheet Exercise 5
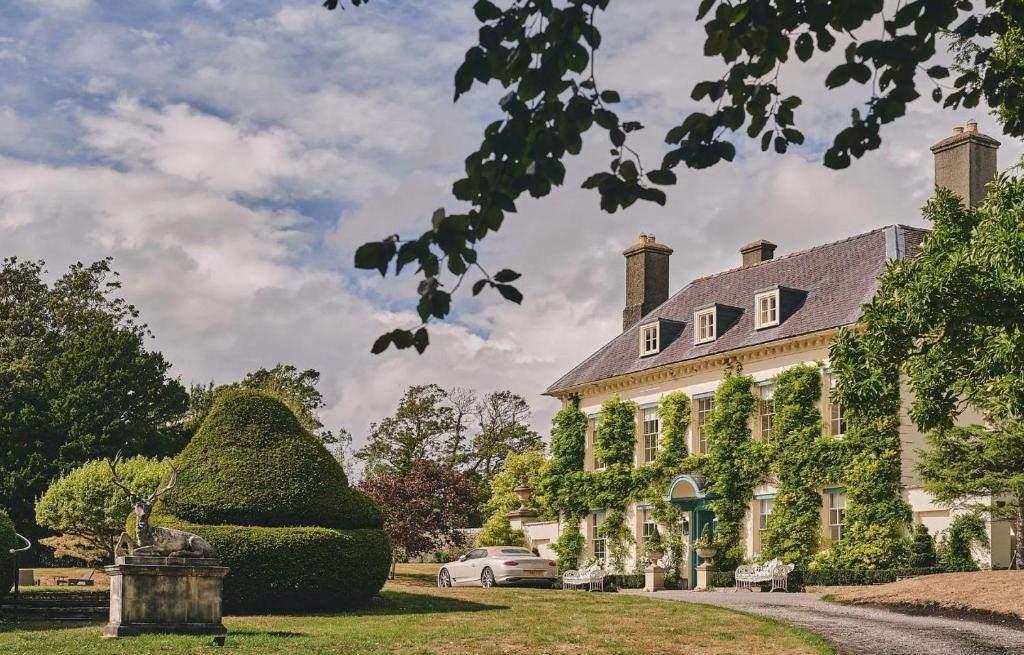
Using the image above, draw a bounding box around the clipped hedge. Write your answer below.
[158,516,390,612]
[153,390,390,613]
[711,567,945,590]
[165,390,382,530]
[609,574,645,590]
[0,509,15,599]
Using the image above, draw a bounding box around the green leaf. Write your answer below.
[493,269,522,283]
[472,279,488,296]
[371,332,392,354]
[412,327,429,354]
[473,0,501,21]
[600,90,621,103]
[795,33,813,62]
[496,284,523,304]
[646,169,677,185]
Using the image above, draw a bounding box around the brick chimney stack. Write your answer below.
[622,234,673,331]
[740,239,777,268]
[930,120,1000,208]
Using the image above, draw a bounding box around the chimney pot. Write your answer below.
[930,122,1000,207]
[739,240,777,268]
[622,234,673,331]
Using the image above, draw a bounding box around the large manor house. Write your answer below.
[537,121,1015,583]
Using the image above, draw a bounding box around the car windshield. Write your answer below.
[500,548,533,555]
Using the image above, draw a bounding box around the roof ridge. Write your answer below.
[689,224,903,284]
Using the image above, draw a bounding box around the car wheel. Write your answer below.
[438,569,452,588]
[480,567,495,588]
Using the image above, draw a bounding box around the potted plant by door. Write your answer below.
[694,524,716,560]
[645,525,665,564]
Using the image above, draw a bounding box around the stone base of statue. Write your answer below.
[695,563,715,591]
[643,565,665,592]
[102,556,228,639]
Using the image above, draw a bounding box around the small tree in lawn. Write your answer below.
[35,456,168,563]
[476,513,526,548]
[909,523,938,569]
[359,459,477,578]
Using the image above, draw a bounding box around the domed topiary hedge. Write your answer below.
[0,509,16,600]
[156,390,390,613]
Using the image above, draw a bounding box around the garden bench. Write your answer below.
[562,565,607,591]
[734,559,793,592]
[55,569,96,587]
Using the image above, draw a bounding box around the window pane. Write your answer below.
[697,397,714,454]
[642,407,659,463]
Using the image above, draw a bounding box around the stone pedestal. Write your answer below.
[643,565,665,592]
[102,556,228,639]
[695,563,715,591]
[17,569,36,586]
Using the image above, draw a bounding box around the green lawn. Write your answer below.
[0,564,832,655]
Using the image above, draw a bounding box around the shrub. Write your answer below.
[712,567,944,590]
[155,515,390,612]
[477,512,526,548]
[164,389,381,530]
[909,523,938,568]
[938,513,989,572]
[0,509,15,599]
[155,390,390,612]
[551,529,585,573]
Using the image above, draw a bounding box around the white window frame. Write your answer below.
[828,374,847,438]
[639,322,660,356]
[758,383,775,442]
[694,308,716,344]
[641,407,659,464]
[695,396,714,454]
[589,418,605,470]
[758,497,774,542]
[592,511,607,562]
[754,290,780,329]
[640,507,656,547]
[829,492,846,542]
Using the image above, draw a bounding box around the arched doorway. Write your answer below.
[665,474,714,590]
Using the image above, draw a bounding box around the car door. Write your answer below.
[455,549,487,585]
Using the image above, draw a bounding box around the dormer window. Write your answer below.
[695,308,716,344]
[754,290,780,329]
[639,322,660,356]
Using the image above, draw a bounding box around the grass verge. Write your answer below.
[0,563,833,654]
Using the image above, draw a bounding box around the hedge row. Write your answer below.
[711,567,946,590]
[0,509,15,600]
[157,516,391,613]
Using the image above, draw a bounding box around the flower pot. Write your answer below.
[695,547,716,560]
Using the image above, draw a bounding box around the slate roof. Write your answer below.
[546,225,929,395]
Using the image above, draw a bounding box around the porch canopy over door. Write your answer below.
[665,474,714,590]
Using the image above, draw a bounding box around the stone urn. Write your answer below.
[513,483,532,509]
[647,547,665,563]
[695,546,716,560]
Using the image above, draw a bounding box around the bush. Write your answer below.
[938,513,989,572]
[909,523,937,568]
[155,390,390,612]
[609,574,645,590]
[156,515,390,612]
[164,390,382,530]
[476,512,526,548]
[712,567,945,590]
[0,509,15,599]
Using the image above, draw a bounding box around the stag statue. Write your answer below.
[109,453,216,559]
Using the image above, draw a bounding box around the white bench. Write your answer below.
[562,565,607,591]
[734,559,794,592]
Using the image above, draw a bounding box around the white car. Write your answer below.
[437,546,558,588]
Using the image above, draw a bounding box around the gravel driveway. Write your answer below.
[634,589,1024,655]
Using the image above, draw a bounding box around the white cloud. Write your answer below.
[0,0,1021,456]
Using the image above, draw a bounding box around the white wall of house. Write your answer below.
[562,331,1011,570]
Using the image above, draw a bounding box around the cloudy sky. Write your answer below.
[2,1,1020,457]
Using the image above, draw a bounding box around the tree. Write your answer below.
[938,513,989,572]
[469,390,542,482]
[918,424,1024,568]
[909,523,938,569]
[355,384,455,477]
[476,512,527,548]
[848,175,1024,568]
[483,447,550,518]
[443,387,477,468]
[332,1,1024,352]
[0,258,187,535]
[185,364,339,445]
[359,459,478,578]
[34,456,168,563]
